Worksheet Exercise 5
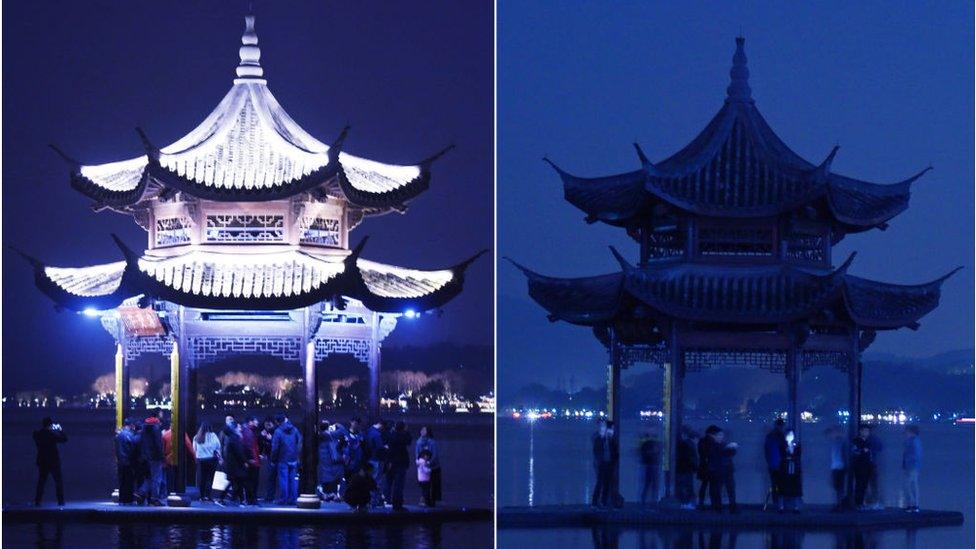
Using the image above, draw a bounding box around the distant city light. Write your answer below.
[82,308,101,317]
[403,309,418,319]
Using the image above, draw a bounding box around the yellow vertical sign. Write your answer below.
[115,344,124,430]
[662,361,672,472]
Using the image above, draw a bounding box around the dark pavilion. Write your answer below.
[512,38,958,497]
[20,14,484,507]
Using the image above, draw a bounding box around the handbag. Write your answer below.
[212,470,230,492]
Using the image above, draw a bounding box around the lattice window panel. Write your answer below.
[802,350,852,373]
[698,226,774,257]
[155,216,193,247]
[683,349,787,373]
[646,231,684,260]
[125,336,175,363]
[619,344,670,368]
[299,216,341,247]
[786,233,826,263]
[190,336,301,365]
[314,338,371,364]
[204,214,285,243]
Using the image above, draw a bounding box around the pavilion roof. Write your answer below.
[510,253,959,331]
[24,238,485,314]
[546,38,930,232]
[58,15,448,215]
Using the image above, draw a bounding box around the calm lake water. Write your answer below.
[498,418,974,549]
[3,409,494,548]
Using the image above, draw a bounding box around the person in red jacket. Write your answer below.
[162,421,195,498]
[241,416,261,505]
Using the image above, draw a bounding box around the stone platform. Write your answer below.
[4,500,492,526]
[498,503,963,530]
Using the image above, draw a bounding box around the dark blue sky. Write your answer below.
[2,2,493,394]
[499,2,974,397]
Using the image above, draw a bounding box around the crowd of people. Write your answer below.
[105,411,443,512]
[589,417,925,514]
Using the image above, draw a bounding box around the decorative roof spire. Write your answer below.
[236,13,264,79]
[726,36,752,102]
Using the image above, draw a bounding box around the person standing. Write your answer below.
[865,426,884,509]
[137,415,165,506]
[33,417,68,507]
[675,427,699,509]
[218,422,248,507]
[416,449,434,507]
[851,425,875,509]
[318,421,345,502]
[590,419,617,508]
[764,419,786,509]
[778,428,802,512]
[365,419,388,506]
[162,419,195,500]
[115,418,139,505]
[386,421,412,511]
[706,427,738,513]
[826,426,849,510]
[415,426,441,507]
[271,415,302,505]
[902,425,922,512]
[192,422,221,502]
[697,425,719,508]
[241,416,261,505]
[638,430,662,506]
[258,416,277,503]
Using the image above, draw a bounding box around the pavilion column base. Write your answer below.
[166,493,192,507]
[296,494,321,509]
[111,489,119,503]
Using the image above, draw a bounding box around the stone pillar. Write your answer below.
[846,330,862,505]
[607,328,622,503]
[297,315,321,508]
[369,314,382,414]
[786,345,799,434]
[665,326,683,499]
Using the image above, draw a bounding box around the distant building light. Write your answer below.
[83,308,101,317]
[403,309,418,319]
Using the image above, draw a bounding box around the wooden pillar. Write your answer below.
[369,314,382,414]
[665,326,683,499]
[115,340,129,430]
[297,307,321,508]
[167,320,191,506]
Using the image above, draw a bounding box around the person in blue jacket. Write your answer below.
[114,418,140,505]
[271,415,303,505]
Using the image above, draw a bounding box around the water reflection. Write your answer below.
[499,526,928,549]
[528,422,535,507]
[9,521,469,549]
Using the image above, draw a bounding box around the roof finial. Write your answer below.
[726,36,752,102]
[236,12,264,79]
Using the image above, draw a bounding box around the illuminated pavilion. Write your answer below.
[512,38,957,500]
[22,14,484,507]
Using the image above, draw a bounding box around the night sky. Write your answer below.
[498,2,974,398]
[2,2,493,395]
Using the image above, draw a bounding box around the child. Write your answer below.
[417,449,433,507]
